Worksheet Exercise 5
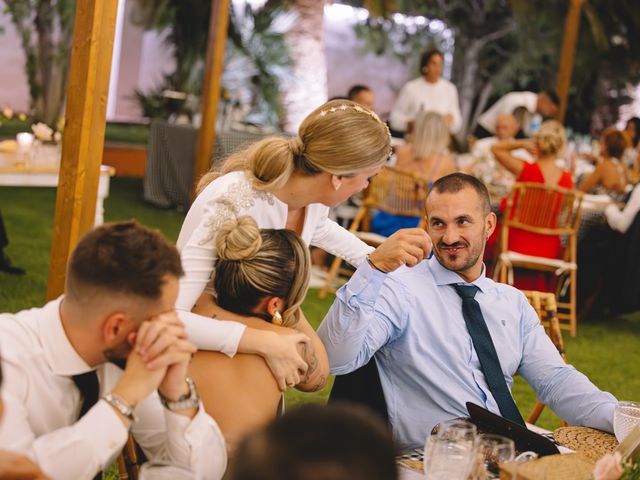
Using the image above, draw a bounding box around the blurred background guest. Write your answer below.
[389,48,462,136]
[623,117,640,171]
[477,90,560,138]
[487,120,572,290]
[227,403,398,480]
[0,210,25,275]
[371,111,456,237]
[578,127,630,202]
[347,84,375,111]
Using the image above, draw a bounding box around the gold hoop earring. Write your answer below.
[272,311,283,326]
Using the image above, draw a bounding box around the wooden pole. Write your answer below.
[192,0,231,199]
[555,0,586,123]
[46,0,119,300]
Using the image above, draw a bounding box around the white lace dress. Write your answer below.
[177,171,374,354]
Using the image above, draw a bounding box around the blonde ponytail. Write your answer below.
[197,99,391,194]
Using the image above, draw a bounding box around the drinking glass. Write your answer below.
[138,461,195,480]
[614,401,640,443]
[474,434,515,479]
[424,420,477,480]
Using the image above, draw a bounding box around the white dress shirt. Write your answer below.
[389,77,462,134]
[0,298,227,480]
[177,171,373,354]
[477,92,538,134]
[605,183,640,233]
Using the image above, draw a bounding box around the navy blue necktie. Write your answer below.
[452,284,525,426]
[72,371,103,479]
[72,370,100,419]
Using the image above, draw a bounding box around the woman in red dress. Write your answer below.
[488,120,573,290]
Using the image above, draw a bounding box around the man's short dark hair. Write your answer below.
[539,89,560,106]
[428,173,492,215]
[66,220,183,301]
[420,48,443,70]
[347,85,371,100]
[229,403,399,480]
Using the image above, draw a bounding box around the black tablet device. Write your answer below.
[466,401,560,456]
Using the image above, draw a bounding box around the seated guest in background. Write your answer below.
[318,174,617,452]
[371,111,456,237]
[228,403,398,480]
[477,90,559,138]
[189,216,328,449]
[605,177,640,234]
[389,48,462,135]
[347,84,376,111]
[0,221,227,480]
[578,127,630,202]
[0,362,48,480]
[624,117,640,168]
[487,120,573,290]
[470,113,531,189]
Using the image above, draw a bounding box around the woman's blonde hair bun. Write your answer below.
[535,120,566,156]
[216,216,263,261]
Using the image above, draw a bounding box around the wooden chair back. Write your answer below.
[501,182,583,241]
[521,290,569,426]
[357,165,428,232]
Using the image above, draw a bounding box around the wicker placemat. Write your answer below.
[500,453,595,480]
[397,458,424,473]
[554,426,618,461]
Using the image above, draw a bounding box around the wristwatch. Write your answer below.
[158,377,200,412]
[103,392,138,423]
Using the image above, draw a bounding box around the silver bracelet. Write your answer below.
[103,393,138,423]
[158,377,200,412]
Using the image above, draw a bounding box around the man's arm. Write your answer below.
[317,260,407,373]
[0,372,129,480]
[516,297,617,432]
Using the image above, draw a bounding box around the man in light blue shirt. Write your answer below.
[318,173,617,452]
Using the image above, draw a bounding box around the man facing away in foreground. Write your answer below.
[318,173,617,451]
[0,221,227,479]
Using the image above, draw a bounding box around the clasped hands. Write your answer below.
[112,311,196,412]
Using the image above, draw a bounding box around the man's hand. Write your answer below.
[239,328,310,391]
[0,451,49,480]
[368,228,432,273]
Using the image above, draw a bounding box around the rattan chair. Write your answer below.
[522,289,569,427]
[318,165,428,299]
[116,434,143,480]
[495,182,584,336]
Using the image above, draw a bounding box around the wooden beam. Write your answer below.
[192,0,231,199]
[46,0,119,300]
[555,0,586,123]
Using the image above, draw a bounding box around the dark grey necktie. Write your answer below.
[452,284,525,426]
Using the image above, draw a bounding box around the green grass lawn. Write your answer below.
[1,177,639,434]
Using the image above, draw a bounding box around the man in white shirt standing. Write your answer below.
[389,49,462,135]
[477,90,560,138]
[0,221,227,480]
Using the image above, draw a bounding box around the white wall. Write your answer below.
[0,11,31,113]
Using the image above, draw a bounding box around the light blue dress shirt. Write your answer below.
[317,258,617,451]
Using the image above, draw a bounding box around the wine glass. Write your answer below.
[614,401,640,442]
[424,420,477,480]
[474,434,515,479]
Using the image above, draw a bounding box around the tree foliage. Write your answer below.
[349,0,640,140]
[3,0,75,126]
